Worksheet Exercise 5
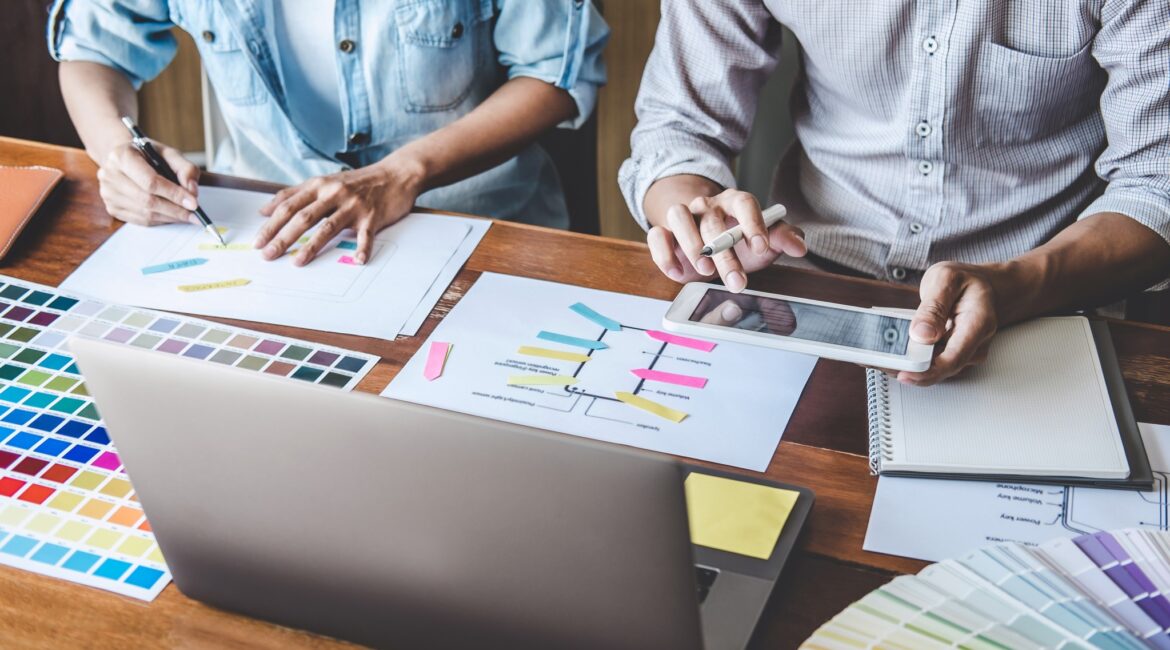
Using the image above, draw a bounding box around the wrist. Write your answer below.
[378,149,430,197]
[985,258,1047,325]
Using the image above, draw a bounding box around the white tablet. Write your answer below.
[662,283,934,372]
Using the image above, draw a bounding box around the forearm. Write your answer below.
[644,175,724,228]
[381,77,577,192]
[994,212,1170,323]
[59,61,138,165]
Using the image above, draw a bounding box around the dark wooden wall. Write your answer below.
[0,1,81,147]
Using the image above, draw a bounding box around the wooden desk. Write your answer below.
[2,135,1169,648]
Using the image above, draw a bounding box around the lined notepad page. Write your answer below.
[888,317,1127,476]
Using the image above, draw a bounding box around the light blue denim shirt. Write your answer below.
[48,0,609,228]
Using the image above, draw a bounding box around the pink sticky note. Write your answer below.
[91,451,122,471]
[645,330,717,352]
[631,368,709,389]
[423,341,451,381]
[338,255,358,265]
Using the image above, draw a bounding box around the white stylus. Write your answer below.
[700,204,787,257]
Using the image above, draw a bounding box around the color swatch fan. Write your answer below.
[802,528,1170,649]
[0,275,376,600]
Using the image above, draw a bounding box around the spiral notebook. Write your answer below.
[866,316,1152,489]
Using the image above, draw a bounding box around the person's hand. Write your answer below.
[696,293,797,335]
[254,159,424,266]
[647,189,807,293]
[96,140,201,227]
[896,262,1010,386]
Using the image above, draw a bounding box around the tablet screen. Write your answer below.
[687,289,911,355]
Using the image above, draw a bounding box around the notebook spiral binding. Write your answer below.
[865,369,893,475]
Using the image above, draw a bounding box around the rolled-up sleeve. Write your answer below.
[618,1,781,230]
[1078,0,1170,248]
[494,0,609,130]
[47,0,177,90]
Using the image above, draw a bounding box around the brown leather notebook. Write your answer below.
[0,165,64,260]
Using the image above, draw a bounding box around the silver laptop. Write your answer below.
[70,337,811,649]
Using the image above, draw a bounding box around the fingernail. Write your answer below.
[182,197,197,210]
[720,303,743,322]
[751,235,768,255]
[665,267,684,282]
[697,258,715,276]
[253,238,265,249]
[356,252,368,265]
[262,244,278,259]
[726,271,746,293]
[911,322,937,341]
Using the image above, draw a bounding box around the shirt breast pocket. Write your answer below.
[180,5,266,107]
[973,41,1103,146]
[395,0,486,113]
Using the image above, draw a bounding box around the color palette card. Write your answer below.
[0,275,377,600]
[802,528,1170,649]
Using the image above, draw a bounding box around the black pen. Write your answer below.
[120,116,225,245]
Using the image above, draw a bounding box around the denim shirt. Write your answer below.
[48,0,609,228]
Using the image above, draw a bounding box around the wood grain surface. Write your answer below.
[1,136,1168,649]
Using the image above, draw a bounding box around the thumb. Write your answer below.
[911,265,962,343]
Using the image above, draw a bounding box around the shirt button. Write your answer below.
[915,121,932,137]
[891,267,908,281]
[918,160,933,175]
[923,37,939,54]
[201,30,216,43]
[451,22,464,39]
[348,132,370,146]
[339,39,356,53]
[909,222,924,234]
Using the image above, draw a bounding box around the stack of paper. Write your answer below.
[61,186,490,339]
[803,528,1170,649]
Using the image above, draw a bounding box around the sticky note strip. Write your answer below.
[536,331,608,350]
[423,341,451,381]
[684,473,799,560]
[196,243,253,251]
[140,258,208,275]
[646,330,717,352]
[338,255,359,265]
[336,240,358,251]
[614,391,688,423]
[631,368,708,389]
[570,303,621,331]
[177,279,251,293]
[517,346,592,363]
[508,375,579,386]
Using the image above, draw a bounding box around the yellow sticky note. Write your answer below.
[508,374,579,386]
[614,391,688,423]
[178,278,251,292]
[516,346,592,363]
[684,473,799,560]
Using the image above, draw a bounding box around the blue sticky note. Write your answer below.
[1,535,38,558]
[124,566,166,590]
[336,240,358,250]
[569,303,622,331]
[141,257,209,275]
[94,558,132,580]
[31,543,69,565]
[62,551,100,573]
[537,331,609,350]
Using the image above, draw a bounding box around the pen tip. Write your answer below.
[700,247,713,257]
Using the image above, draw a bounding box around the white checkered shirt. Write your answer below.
[619,1,1170,282]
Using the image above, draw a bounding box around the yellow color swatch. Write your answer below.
[146,546,165,564]
[177,278,251,292]
[48,492,84,512]
[196,243,253,251]
[614,391,688,423]
[516,346,592,363]
[86,528,122,550]
[77,499,115,520]
[99,478,133,499]
[54,521,93,542]
[507,375,579,386]
[25,513,61,535]
[0,505,31,527]
[117,536,153,558]
[684,473,799,560]
[71,471,105,490]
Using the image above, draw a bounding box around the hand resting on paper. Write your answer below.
[254,159,422,267]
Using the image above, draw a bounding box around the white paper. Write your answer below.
[864,423,1170,562]
[398,217,491,336]
[381,273,817,471]
[61,186,478,340]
